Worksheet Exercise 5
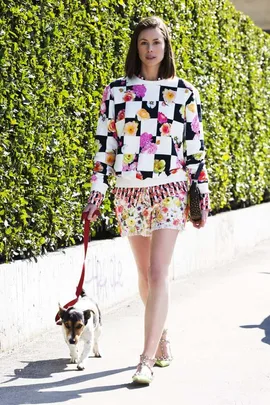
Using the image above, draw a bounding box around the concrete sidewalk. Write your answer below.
[0,239,270,405]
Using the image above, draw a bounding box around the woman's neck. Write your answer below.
[139,67,160,81]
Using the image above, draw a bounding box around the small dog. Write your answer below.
[58,290,102,370]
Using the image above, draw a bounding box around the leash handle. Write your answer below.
[55,209,100,324]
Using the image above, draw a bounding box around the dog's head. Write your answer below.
[58,305,92,345]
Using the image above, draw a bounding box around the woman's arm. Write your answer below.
[87,84,118,208]
[184,86,210,227]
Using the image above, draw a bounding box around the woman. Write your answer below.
[83,16,210,384]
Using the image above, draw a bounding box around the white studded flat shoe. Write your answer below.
[132,354,155,385]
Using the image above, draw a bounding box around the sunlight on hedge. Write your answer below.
[0,0,269,261]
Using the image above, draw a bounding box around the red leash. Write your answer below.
[55,210,100,325]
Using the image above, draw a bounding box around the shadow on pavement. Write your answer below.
[4,359,70,383]
[0,364,136,404]
[240,315,270,345]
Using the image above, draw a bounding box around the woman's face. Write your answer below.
[137,28,165,70]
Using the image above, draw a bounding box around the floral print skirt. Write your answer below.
[113,181,188,237]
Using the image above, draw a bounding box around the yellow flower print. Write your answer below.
[180,105,185,118]
[122,212,128,220]
[95,140,102,151]
[174,199,181,207]
[193,151,205,160]
[105,152,115,165]
[187,103,196,113]
[123,154,134,164]
[156,213,164,222]
[124,121,138,136]
[162,197,173,207]
[127,218,136,227]
[154,159,166,173]
[163,89,176,104]
[137,108,150,120]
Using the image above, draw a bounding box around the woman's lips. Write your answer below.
[146,55,156,60]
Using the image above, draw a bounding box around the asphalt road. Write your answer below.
[1,239,270,405]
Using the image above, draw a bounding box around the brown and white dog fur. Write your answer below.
[58,290,102,370]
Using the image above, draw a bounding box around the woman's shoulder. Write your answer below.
[106,77,127,89]
[175,76,198,93]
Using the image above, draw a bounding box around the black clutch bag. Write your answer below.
[189,162,204,222]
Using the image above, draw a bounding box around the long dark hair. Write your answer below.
[125,16,176,79]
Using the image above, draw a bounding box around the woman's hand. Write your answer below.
[82,203,100,222]
[191,210,209,229]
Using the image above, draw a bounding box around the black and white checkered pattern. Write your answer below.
[90,76,209,198]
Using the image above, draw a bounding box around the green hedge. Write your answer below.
[0,0,269,262]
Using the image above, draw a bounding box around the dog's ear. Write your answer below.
[58,304,67,320]
[83,309,94,325]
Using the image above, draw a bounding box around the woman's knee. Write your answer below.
[137,265,149,284]
[148,265,169,288]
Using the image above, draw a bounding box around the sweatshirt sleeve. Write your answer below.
[87,84,118,207]
[184,86,210,209]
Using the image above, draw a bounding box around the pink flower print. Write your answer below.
[133,84,147,98]
[136,172,143,180]
[198,170,207,181]
[140,132,153,148]
[160,123,171,136]
[117,109,125,121]
[102,85,110,103]
[117,205,124,213]
[122,164,130,172]
[142,143,158,154]
[100,102,106,115]
[123,90,136,102]
[129,162,138,170]
[158,112,168,124]
[113,132,119,141]
[191,115,200,134]
[173,219,180,226]
[180,159,186,168]
[91,174,97,182]
[176,159,185,169]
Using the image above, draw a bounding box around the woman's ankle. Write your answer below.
[140,354,156,367]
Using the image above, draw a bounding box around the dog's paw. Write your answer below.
[94,352,102,358]
[77,363,85,371]
[70,357,78,364]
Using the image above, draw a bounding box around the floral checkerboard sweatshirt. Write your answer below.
[88,75,210,209]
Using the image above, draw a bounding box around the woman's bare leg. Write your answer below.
[128,235,151,305]
[128,232,175,361]
[142,228,179,360]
